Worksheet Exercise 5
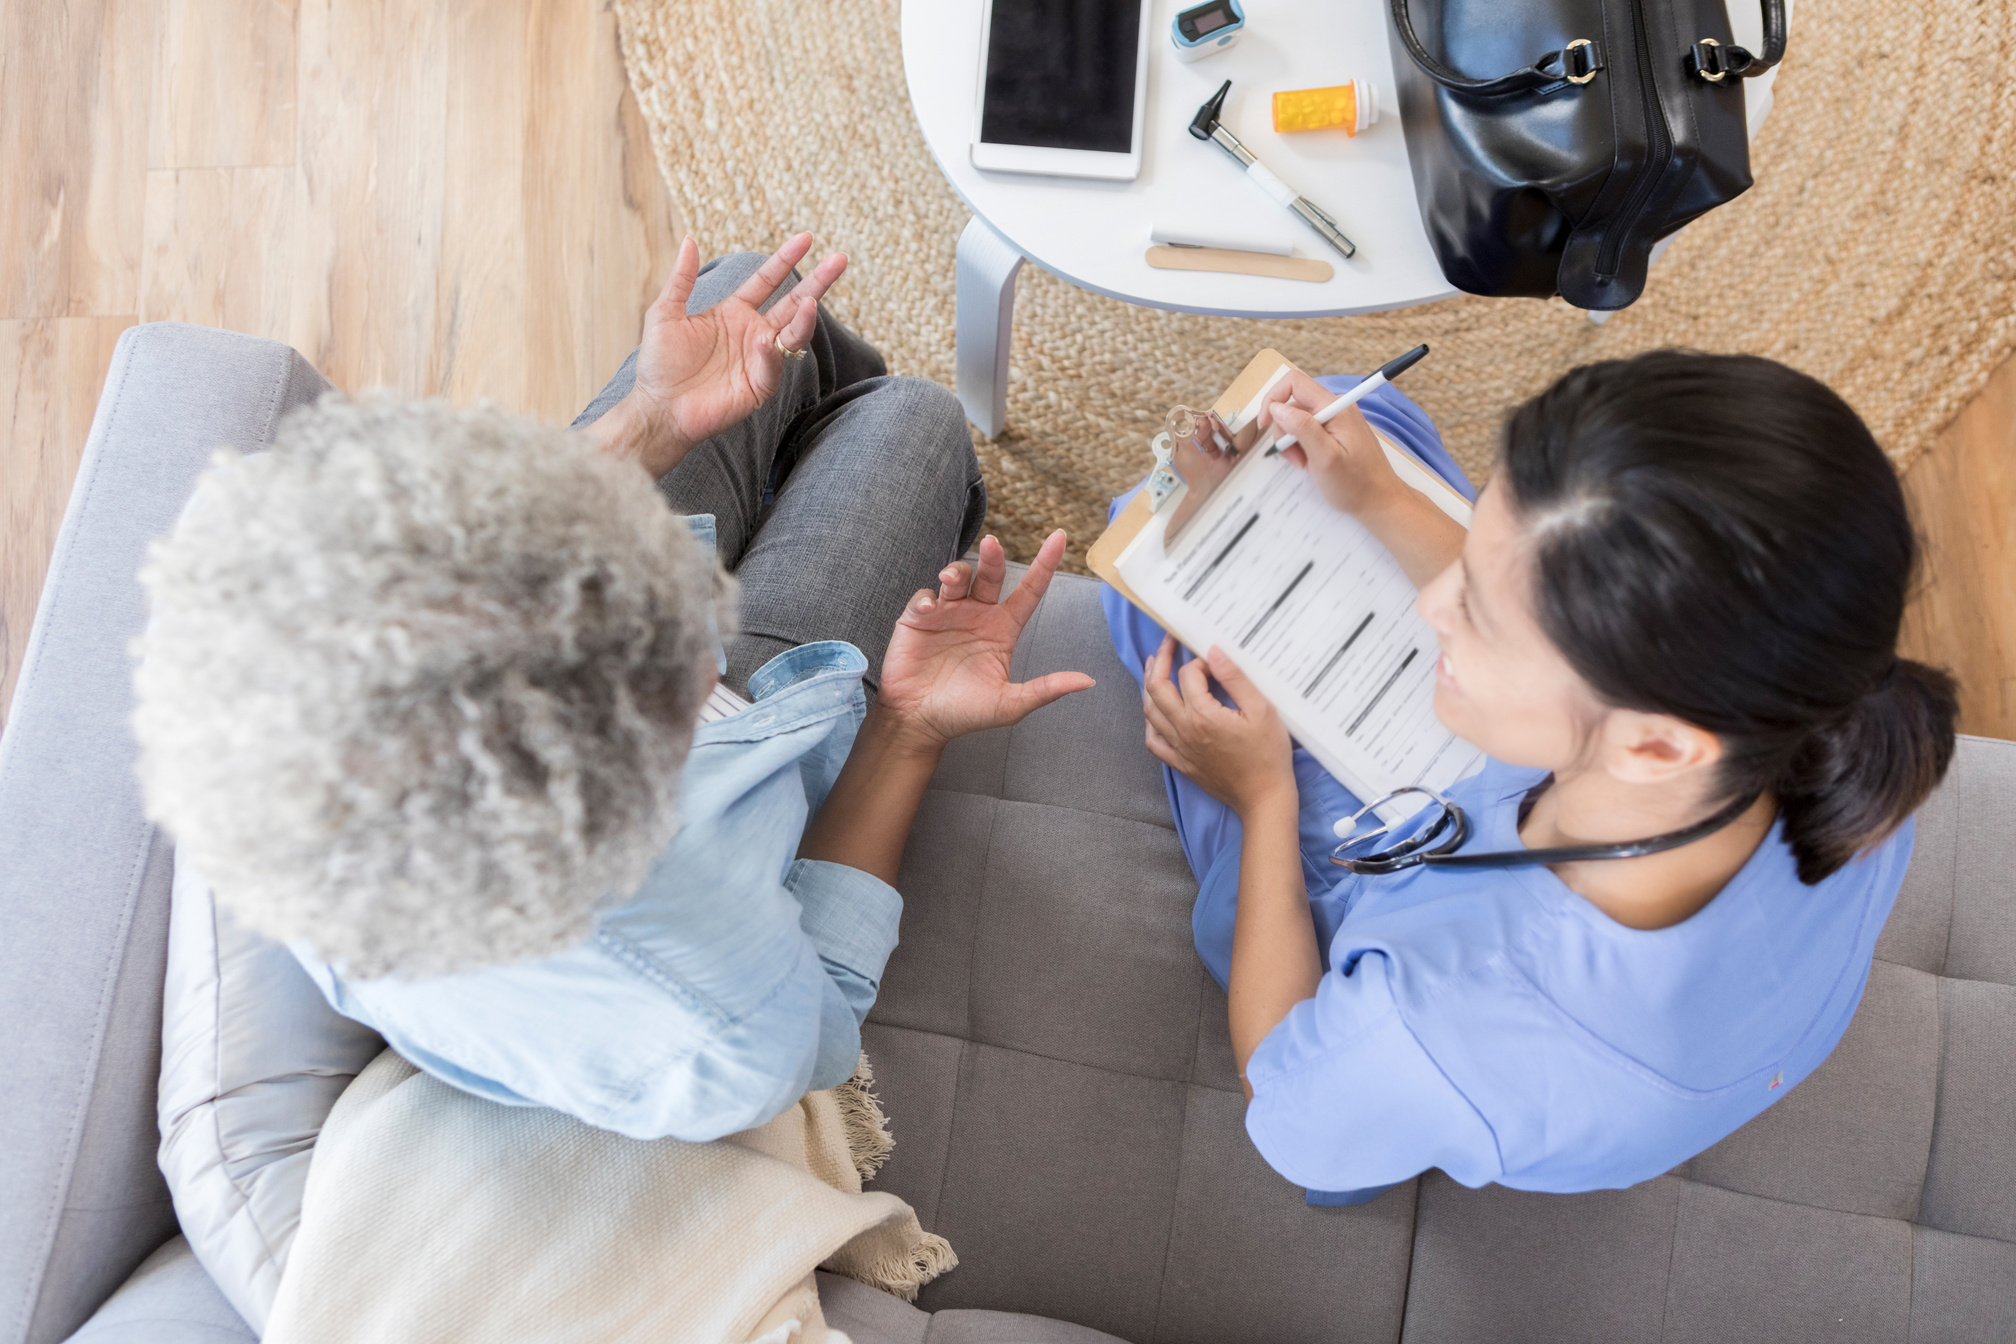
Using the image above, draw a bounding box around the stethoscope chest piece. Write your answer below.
[1330,787,1471,875]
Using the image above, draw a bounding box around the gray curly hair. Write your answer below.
[133,394,732,979]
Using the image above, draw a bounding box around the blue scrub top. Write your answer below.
[1103,376,1915,1197]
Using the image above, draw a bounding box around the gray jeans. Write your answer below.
[573,253,986,694]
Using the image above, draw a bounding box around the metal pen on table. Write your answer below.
[1188,79,1357,261]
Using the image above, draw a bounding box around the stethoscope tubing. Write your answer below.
[1331,786,1762,875]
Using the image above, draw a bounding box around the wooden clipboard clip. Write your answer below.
[1144,362,1296,547]
[1088,349,1302,624]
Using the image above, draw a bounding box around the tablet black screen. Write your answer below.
[979,0,1142,153]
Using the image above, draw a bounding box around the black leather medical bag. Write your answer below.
[1385,0,1786,309]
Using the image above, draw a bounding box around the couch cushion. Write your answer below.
[1938,740,2016,987]
[927,1312,1129,1343]
[1155,1084,1414,1344]
[1399,1174,1683,1344]
[816,1272,929,1344]
[1401,1172,1923,1344]
[1917,977,2016,1243]
[1874,741,1961,976]
[1660,1180,1914,1344]
[867,573,1419,1344]
[1,324,330,1344]
[905,1041,1190,1336]
[59,1238,253,1344]
[816,1271,1137,1344]
[1675,958,1941,1221]
[1910,1227,2016,1342]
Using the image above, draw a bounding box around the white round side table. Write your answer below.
[900,0,1781,436]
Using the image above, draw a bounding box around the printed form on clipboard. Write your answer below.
[1099,351,1485,824]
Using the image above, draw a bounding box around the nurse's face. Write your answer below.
[1415,482,1608,772]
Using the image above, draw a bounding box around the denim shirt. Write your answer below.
[292,517,901,1142]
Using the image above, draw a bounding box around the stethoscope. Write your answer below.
[1330,784,1762,875]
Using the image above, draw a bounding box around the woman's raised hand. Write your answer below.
[1141,635,1296,817]
[589,234,847,477]
[876,530,1096,751]
[1259,368,1402,519]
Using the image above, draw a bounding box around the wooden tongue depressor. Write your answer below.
[1145,244,1334,283]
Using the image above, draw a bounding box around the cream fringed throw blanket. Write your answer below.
[264,1051,955,1344]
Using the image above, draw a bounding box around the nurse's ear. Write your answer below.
[1593,708,1724,786]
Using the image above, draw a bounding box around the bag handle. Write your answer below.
[1687,0,1788,82]
[1388,0,1605,97]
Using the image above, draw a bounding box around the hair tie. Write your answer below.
[1872,659,1905,696]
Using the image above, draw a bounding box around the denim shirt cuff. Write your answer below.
[747,640,869,702]
[678,513,728,674]
[809,980,866,1093]
[680,512,719,558]
[786,858,903,1018]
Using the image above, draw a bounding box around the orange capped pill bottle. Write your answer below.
[1272,81,1382,136]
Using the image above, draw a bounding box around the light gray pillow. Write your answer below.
[157,854,383,1332]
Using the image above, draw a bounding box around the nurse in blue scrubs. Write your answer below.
[1103,351,1959,1205]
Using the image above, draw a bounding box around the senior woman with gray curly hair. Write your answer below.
[133,235,1093,1140]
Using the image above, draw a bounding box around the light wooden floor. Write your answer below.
[0,0,681,729]
[2,0,2012,741]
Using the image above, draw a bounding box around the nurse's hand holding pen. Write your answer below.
[1259,369,1467,588]
[1260,369,1393,516]
[1141,635,1321,1100]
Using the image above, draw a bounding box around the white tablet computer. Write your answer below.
[971,0,1153,181]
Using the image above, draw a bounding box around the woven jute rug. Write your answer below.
[616,0,2016,567]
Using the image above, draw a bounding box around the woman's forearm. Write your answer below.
[1227,790,1323,1097]
[583,392,692,479]
[796,704,944,886]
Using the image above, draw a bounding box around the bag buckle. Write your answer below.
[1533,39,1601,89]
[1540,38,1604,86]
[1557,38,1601,84]
[1688,37,1757,82]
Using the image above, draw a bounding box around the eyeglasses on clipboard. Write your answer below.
[1144,369,1292,547]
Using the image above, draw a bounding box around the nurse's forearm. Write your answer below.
[1353,480,1467,590]
[1227,792,1323,1099]
[797,704,943,886]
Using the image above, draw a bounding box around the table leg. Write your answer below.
[955,216,1024,438]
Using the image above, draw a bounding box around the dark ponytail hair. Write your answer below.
[1500,351,1958,884]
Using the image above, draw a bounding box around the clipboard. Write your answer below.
[1087,348,1291,629]
[1088,350,1472,635]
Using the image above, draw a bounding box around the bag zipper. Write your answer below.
[1595,0,1674,277]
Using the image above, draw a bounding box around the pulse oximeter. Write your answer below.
[1171,0,1245,63]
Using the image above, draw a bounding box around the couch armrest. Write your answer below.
[0,324,330,1344]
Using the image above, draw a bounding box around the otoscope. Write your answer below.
[1188,79,1358,260]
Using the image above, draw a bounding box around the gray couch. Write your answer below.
[3,323,2012,1344]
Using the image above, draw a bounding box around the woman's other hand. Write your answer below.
[1259,368,1403,519]
[877,530,1096,751]
[589,234,847,477]
[1142,635,1296,817]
